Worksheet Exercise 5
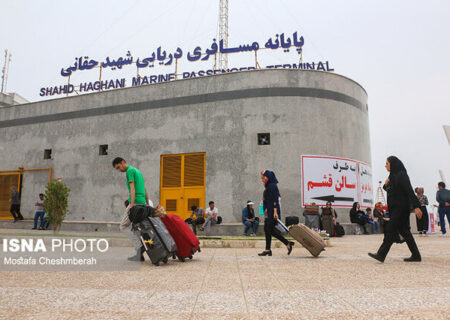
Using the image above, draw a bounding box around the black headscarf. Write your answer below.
[263,170,279,184]
[387,156,408,187]
[387,156,407,176]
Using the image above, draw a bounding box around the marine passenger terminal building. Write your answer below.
[0,69,370,224]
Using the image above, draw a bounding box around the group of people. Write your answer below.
[302,202,337,236]
[186,201,220,236]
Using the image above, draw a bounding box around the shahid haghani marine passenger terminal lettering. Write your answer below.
[40,31,334,97]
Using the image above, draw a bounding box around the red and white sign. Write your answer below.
[301,155,373,208]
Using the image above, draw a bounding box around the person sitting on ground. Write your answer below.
[366,208,379,233]
[32,193,46,230]
[186,205,205,235]
[303,202,320,230]
[373,202,389,234]
[200,201,218,236]
[321,201,336,236]
[242,200,259,236]
[349,202,369,234]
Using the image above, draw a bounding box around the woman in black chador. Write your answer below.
[368,156,423,263]
[258,170,294,256]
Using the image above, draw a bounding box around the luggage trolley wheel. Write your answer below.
[198,247,201,253]
[189,256,193,260]
[153,261,160,266]
[172,253,177,260]
[178,256,185,262]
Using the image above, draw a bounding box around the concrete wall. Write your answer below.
[0,69,370,223]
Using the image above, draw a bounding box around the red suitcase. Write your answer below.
[160,214,201,261]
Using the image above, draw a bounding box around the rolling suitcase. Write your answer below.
[133,217,177,266]
[278,220,325,257]
[161,214,201,262]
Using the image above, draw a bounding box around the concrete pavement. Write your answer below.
[0,234,449,319]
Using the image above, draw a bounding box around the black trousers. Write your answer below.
[376,206,420,261]
[264,218,289,250]
[10,204,24,220]
[416,206,429,233]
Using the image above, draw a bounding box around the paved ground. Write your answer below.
[0,234,449,319]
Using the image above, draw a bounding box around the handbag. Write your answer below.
[275,219,289,235]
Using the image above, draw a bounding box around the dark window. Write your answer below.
[44,149,52,160]
[257,133,270,145]
[99,145,108,156]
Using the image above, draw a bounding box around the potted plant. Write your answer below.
[44,180,70,233]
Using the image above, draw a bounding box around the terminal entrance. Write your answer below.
[0,172,21,219]
[160,153,205,221]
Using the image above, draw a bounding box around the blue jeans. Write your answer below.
[368,220,379,233]
[34,211,45,229]
[243,220,259,234]
[438,206,450,234]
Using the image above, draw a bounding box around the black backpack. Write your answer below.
[335,222,345,237]
[285,216,299,227]
[128,205,154,223]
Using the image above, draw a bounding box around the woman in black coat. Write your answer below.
[258,170,294,256]
[349,202,369,234]
[368,156,422,263]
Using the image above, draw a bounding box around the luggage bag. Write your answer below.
[279,220,326,257]
[133,217,177,266]
[285,216,299,227]
[335,222,345,237]
[161,214,201,262]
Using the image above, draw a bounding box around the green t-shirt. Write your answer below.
[126,165,146,205]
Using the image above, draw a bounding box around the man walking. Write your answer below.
[9,185,24,222]
[33,193,46,230]
[113,157,149,261]
[436,182,450,237]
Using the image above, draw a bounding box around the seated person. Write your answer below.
[365,208,379,233]
[349,202,369,234]
[303,202,320,230]
[200,201,218,236]
[186,205,205,235]
[242,200,259,236]
[373,202,389,233]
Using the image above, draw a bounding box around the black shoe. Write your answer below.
[287,242,294,255]
[363,231,369,235]
[13,219,18,223]
[258,250,272,256]
[32,227,37,230]
[404,256,421,262]
[368,253,384,263]
[19,216,24,220]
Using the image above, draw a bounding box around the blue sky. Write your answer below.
[1,0,449,206]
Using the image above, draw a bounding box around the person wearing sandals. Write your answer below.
[258,170,294,256]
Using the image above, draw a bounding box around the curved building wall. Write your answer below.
[0,69,370,223]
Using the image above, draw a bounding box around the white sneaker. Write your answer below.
[250,233,256,237]
[440,233,448,237]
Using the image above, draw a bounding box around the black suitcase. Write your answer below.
[133,217,177,266]
[285,216,299,227]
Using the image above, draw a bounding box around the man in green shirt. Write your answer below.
[113,157,149,261]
